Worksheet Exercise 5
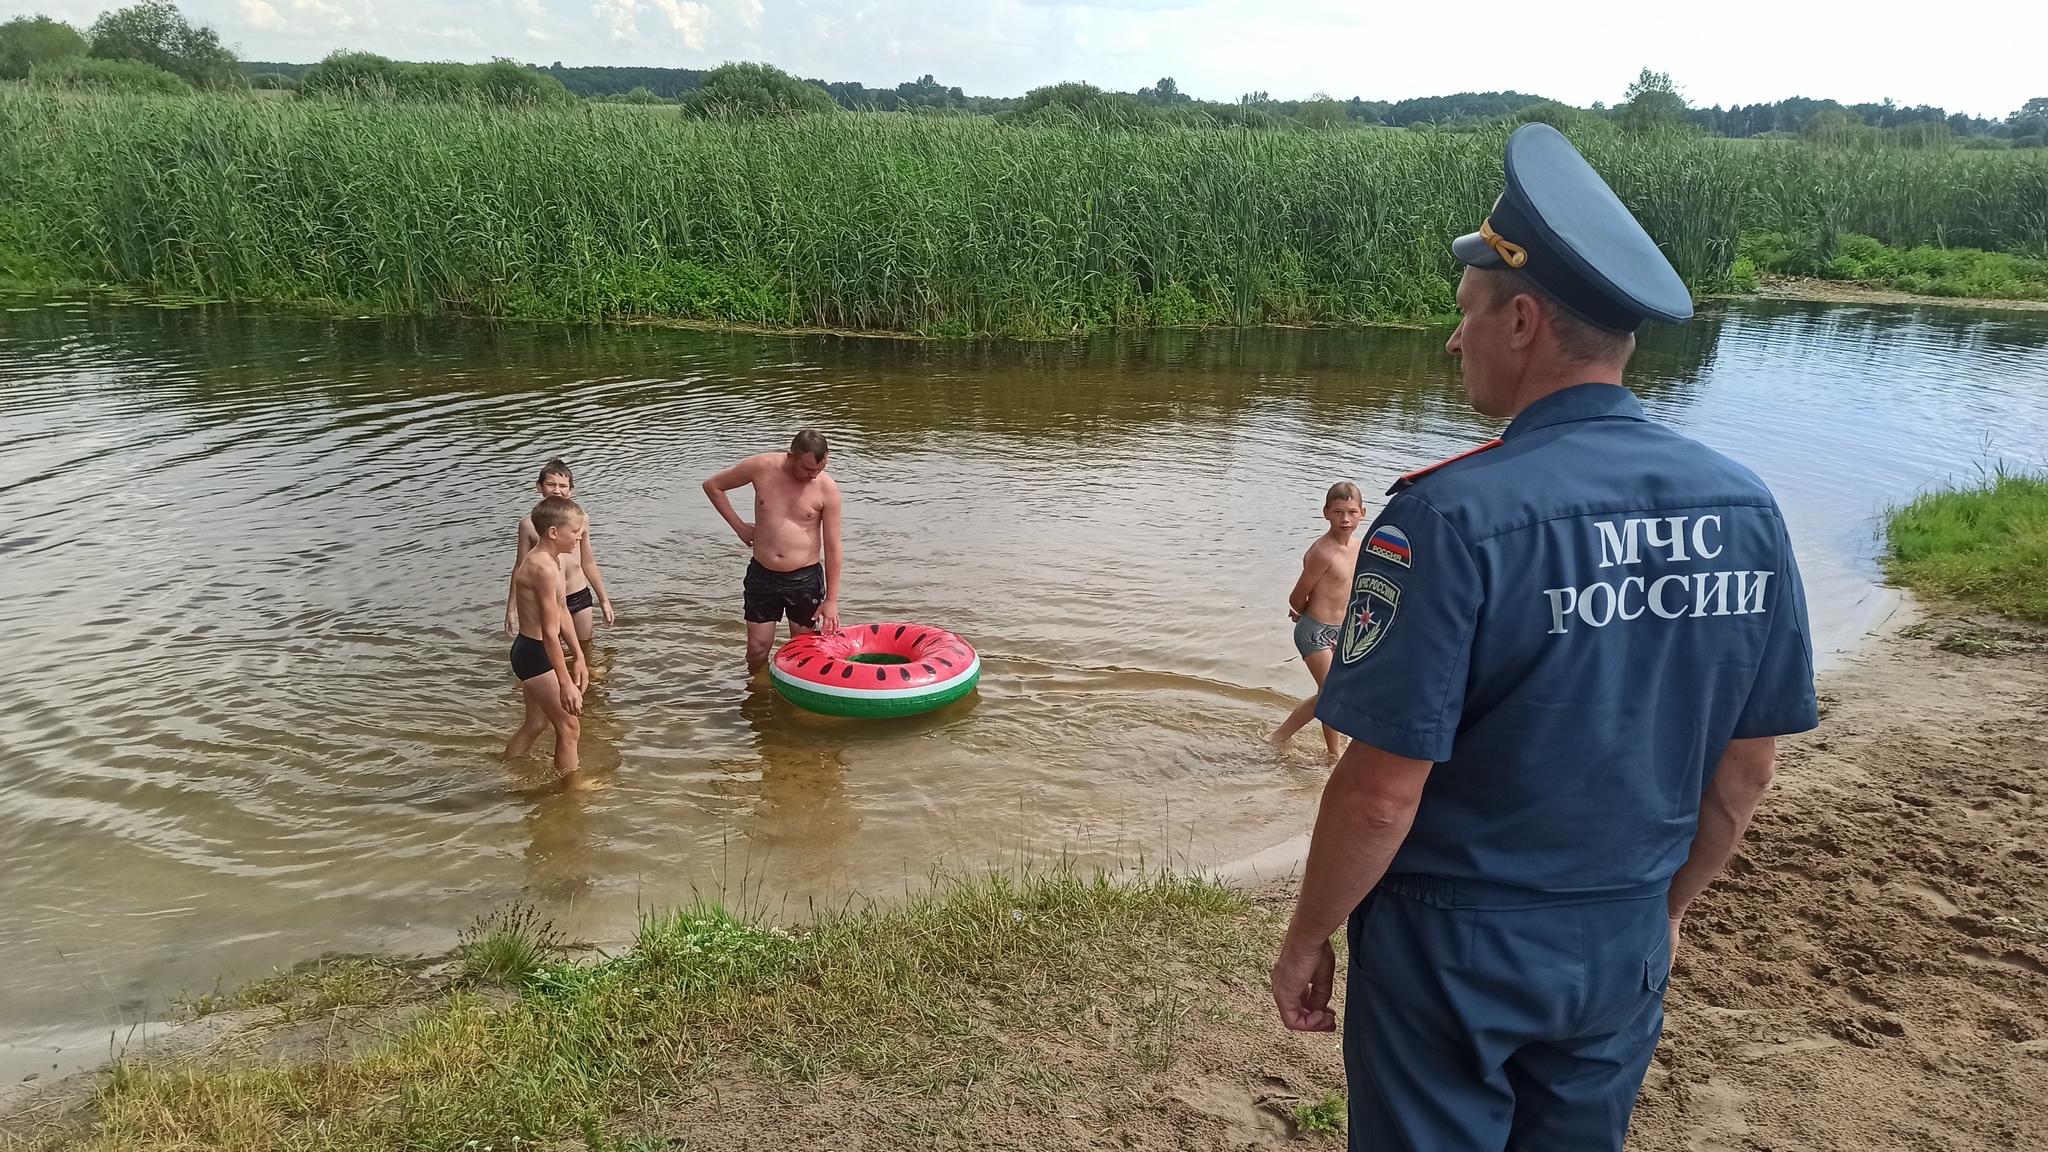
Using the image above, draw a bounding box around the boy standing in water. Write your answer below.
[1271,482,1366,757]
[505,496,591,787]
[505,459,614,653]
[702,428,844,675]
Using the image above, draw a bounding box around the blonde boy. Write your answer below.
[505,458,614,651]
[505,496,592,786]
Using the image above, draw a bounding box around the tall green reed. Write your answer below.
[2,89,2043,335]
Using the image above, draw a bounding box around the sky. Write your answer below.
[5,0,2044,119]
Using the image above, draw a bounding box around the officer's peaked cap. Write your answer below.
[1451,123,1693,332]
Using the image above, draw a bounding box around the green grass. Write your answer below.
[1741,231,2048,299]
[78,868,1270,1151]
[1885,470,2048,622]
[1291,1091,1347,1136]
[1,87,2044,335]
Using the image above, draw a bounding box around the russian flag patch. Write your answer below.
[1365,524,1412,567]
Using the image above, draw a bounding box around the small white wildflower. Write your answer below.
[1011,909,1025,922]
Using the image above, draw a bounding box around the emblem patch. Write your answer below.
[1365,524,1412,567]
[1340,571,1401,664]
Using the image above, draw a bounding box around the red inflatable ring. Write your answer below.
[770,623,981,718]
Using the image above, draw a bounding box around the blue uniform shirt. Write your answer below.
[1316,383,1819,894]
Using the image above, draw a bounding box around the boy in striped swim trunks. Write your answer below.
[1271,481,1365,757]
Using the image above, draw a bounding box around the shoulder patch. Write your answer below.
[1386,438,1504,495]
[1339,571,1402,665]
[1365,524,1412,567]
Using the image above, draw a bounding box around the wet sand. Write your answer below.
[8,595,2043,1149]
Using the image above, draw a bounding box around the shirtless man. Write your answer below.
[702,429,844,674]
[1270,481,1365,757]
[504,496,591,786]
[505,458,613,650]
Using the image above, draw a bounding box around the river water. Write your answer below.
[3,299,2047,1075]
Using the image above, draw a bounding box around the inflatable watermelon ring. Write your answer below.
[770,623,980,719]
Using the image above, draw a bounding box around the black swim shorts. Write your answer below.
[510,635,553,681]
[743,560,826,629]
[565,586,595,614]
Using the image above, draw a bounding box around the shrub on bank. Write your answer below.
[299,50,573,105]
[28,54,189,93]
[1887,471,2048,622]
[0,14,87,79]
[677,61,836,119]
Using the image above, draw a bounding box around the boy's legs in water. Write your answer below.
[1271,647,1343,756]
[505,670,586,784]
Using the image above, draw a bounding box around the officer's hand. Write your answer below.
[1271,935,1338,1032]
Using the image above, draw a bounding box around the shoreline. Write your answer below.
[12,277,2045,348]
[12,590,2044,1149]
[1743,275,2048,312]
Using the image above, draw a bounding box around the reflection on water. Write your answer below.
[2,297,2047,1064]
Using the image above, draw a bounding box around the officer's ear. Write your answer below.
[1504,290,1547,352]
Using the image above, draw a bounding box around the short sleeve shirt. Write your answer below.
[1316,383,1818,894]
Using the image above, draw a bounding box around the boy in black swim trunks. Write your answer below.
[505,496,592,787]
[506,459,614,655]
[703,429,845,674]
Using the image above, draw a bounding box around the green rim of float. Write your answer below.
[770,661,981,718]
[769,623,981,719]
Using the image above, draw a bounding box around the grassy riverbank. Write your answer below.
[1741,233,2048,300]
[1886,471,2048,623]
[3,88,2046,336]
[64,870,1291,1151]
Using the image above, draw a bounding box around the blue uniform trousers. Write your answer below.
[1344,876,1672,1152]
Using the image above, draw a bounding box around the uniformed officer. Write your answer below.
[1269,123,1818,1151]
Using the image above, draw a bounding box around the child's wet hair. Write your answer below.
[531,495,584,534]
[538,458,573,486]
[1325,481,1362,509]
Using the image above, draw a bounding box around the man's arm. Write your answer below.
[702,460,757,547]
[1666,736,1777,954]
[817,478,843,635]
[539,568,582,714]
[1272,740,1434,1032]
[580,529,614,625]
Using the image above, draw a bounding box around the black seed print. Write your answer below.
[898,668,911,681]
[937,657,954,668]
[894,625,907,639]
[921,663,935,675]
[842,665,855,679]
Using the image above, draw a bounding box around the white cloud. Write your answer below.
[237,0,284,29]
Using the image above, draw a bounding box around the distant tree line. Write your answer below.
[5,4,2043,147]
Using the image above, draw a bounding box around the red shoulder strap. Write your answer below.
[1386,439,1503,495]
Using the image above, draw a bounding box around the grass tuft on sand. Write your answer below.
[76,868,1272,1152]
[1885,469,2048,622]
